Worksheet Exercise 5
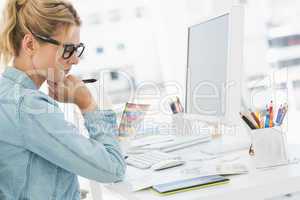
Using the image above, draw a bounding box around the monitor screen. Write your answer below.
[186,14,229,117]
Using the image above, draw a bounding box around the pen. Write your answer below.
[250,110,261,128]
[249,144,254,156]
[176,97,184,113]
[82,79,97,83]
[175,101,181,113]
[260,117,265,129]
[265,106,270,128]
[240,112,257,129]
[169,97,184,114]
[170,102,178,114]
[255,111,260,120]
[278,104,288,125]
[259,109,267,128]
[269,101,274,128]
[256,112,263,128]
[275,104,283,125]
[242,110,259,129]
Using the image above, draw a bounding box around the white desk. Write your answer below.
[103,144,300,200]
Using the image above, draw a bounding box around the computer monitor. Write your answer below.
[185,6,244,126]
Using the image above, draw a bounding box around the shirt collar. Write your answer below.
[2,67,37,90]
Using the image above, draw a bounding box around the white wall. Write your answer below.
[147,0,189,98]
[72,0,164,85]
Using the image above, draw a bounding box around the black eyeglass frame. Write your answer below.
[30,30,85,60]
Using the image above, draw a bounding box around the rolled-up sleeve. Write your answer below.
[18,93,126,183]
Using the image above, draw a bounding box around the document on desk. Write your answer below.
[129,162,248,192]
[180,162,248,177]
[215,163,249,175]
[129,135,175,148]
[130,175,156,192]
[130,170,220,192]
[129,167,212,192]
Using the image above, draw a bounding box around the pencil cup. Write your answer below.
[171,113,211,136]
[250,127,288,169]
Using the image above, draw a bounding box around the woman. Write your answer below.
[0,0,126,199]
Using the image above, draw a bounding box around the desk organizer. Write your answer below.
[250,127,288,169]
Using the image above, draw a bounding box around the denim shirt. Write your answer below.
[0,67,126,200]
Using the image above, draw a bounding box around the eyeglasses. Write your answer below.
[30,31,85,60]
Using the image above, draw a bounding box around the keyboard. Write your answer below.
[125,150,181,169]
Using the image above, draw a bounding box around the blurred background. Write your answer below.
[1,0,300,199]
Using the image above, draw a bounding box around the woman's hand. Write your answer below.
[48,75,97,113]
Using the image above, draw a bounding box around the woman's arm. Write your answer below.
[18,92,126,183]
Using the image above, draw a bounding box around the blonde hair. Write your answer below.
[0,0,81,65]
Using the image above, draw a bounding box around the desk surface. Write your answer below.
[104,143,300,200]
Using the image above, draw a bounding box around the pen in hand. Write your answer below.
[82,79,97,83]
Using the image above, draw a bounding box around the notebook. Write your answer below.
[152,175,229,195]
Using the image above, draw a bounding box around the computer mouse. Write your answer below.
[151,159,185,171]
